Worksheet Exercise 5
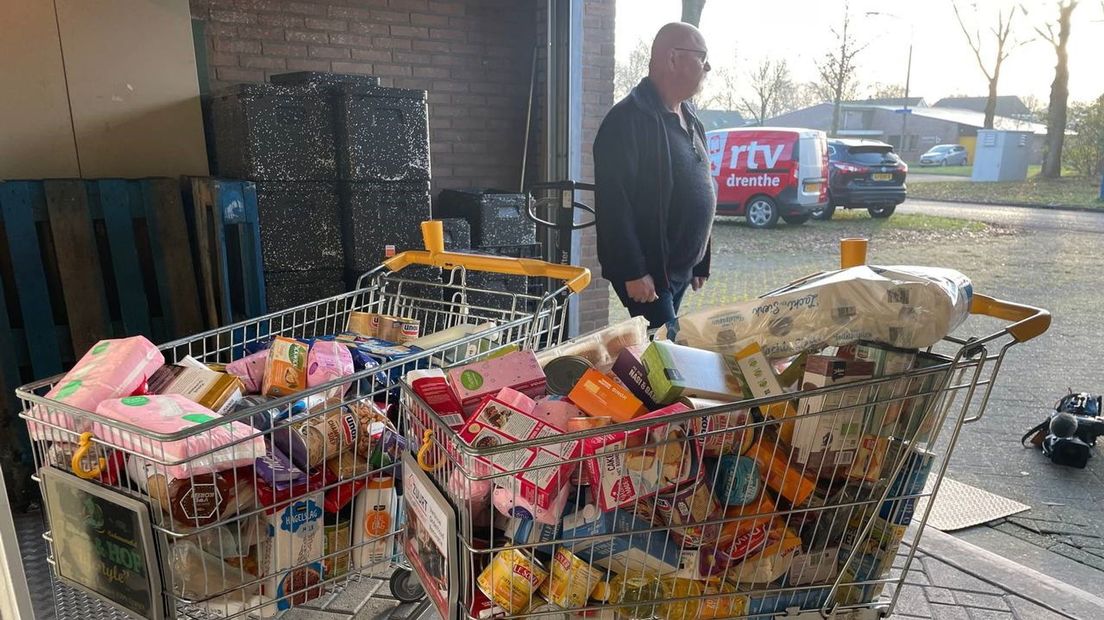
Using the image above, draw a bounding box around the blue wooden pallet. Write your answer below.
[185,177,268,328]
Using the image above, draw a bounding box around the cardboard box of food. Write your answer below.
[446,350,546,414]
[582,403,700,511]
[458,390,579,521]
[642,341,746,404]
[790,356,874,474]
[148,356,244,414]
[257,488,325,612]
[850,342,916,436]
[609,345,661,410]
[406,369,466,430]
[560,505,680,575]
[568,368,646,423]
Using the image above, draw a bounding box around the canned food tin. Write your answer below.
[711,454,762,507]
[395,319,421,344]
[477,548,549,614]
[540,547,604,609]
[545,356,595,396]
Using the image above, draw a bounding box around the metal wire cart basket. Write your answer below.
[398,259,1049,620]
[18,221,590,619]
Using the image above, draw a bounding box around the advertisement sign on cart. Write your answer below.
[402,452,458,619]
[41,467,165,620]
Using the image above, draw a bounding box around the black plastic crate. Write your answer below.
[208,83,337,181]
[265,268,346,311]
[334,84,431,183]
[452,270,534,314]
[473,243,543,259]
[435,188,536,246]
[270,72,380,87]
[255,182,344,271]
[340,181,432,273]
[441,218,471,251]
[348,264,444,304]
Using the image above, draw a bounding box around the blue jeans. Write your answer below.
[611,278,690,330]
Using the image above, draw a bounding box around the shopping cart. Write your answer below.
[16,220,589,620]
[397,256,1049,619]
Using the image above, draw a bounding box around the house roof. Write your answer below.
[879,105,1047,134]
[696,109,747,130]
[834,103,1048,134]
[933,96,1031,117]
[844,96,927,108]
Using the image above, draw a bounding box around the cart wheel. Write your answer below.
[390,568,425,602]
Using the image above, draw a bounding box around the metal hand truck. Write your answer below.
[395,252,1049,619]
[16,220,590,620]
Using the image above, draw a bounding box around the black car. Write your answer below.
[815,139,907,220]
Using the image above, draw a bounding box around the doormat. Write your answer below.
[915,477,1030,531]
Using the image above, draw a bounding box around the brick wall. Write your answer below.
[577,0,614,334]
[191,0,538,193]
[190,0,612,333]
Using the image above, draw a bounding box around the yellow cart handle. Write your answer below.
[71,432,106,480]
[383,221,591,294]
[970,294,1051,343]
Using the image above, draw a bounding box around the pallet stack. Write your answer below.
[207,72,432,310]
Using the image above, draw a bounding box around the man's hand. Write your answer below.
[691,276,707,292]
[626,275,659,303]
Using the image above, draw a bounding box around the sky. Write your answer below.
[615,0,1104,107]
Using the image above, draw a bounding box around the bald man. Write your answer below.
[593,22,714,329]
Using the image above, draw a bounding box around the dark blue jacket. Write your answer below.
[593,77,712,289]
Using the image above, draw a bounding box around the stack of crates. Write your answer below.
[434,189,541,311]
[206,71,433,310]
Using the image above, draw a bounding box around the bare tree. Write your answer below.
[952,2,1026,129]
[1030,1,1079,178]
[777,82,827,115]
[613,38,650,101]
[867,82,907,101]
[1021,94,1049,122]
[740,59,793,125]
[817,2,867,136]
[682,0,707,26]
[698,63,740,111]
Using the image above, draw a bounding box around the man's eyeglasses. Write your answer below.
[674,47,709,66]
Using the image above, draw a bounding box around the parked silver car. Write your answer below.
[918,144,968,166]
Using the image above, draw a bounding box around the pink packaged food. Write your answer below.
[446,350,547,414]
[583,403,702,512]
[306,340,354,396]
[93,394,266,479]
[226,350,268,394]
[532,395,582,431]
[458,389,579,525]
[29,336,164,441]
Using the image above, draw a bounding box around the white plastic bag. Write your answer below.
[658,265,972,359]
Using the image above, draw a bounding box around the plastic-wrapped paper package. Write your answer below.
[658,266,972,359]
[535,316,649,372]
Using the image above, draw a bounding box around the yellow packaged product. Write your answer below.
[698,581,748,620]
[476,548,548,615]
[539,547,604,609]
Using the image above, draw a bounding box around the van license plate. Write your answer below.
[802,182,819,193]
[872,173,892,182]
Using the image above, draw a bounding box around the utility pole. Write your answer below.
[868,11,914,155]
[901,42,912,154]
